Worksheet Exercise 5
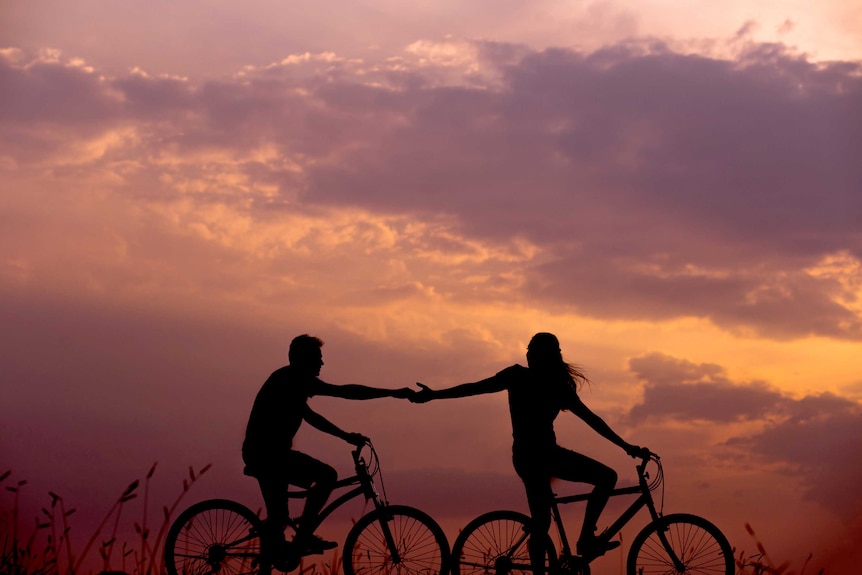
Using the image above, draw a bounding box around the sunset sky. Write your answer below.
[2,1,861,573]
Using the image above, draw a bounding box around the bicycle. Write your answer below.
[164,440,450,575]
[451,451,733,575]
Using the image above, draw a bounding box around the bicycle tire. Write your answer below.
[452,510,557,575]
[626,513,733,575]
[343,504,450,575]
[164,498,269,575]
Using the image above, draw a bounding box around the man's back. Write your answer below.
[243,365,316,466]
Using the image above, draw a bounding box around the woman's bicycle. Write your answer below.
[451,452,733,575]
[164,440,450,575]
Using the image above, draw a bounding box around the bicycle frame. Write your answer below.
[284,446,385,534]
[548,454,684,570]
[550,457,656,555]
[165,442,451,575]
[281,444,405,565]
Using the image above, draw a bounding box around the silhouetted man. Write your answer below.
[243,334,413,553]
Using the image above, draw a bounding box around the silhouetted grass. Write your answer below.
[2,466,347,575]
[1,464,210,575]
[734,523,826,575]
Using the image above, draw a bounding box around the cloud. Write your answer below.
[627,353,787,423]
[1,40,861,341]
[729,402,862,518]
[626,352,862,518]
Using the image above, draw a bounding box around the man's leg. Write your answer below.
[255,473,290,553]
[285,451,338,551]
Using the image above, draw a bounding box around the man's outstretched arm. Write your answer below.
[315,381,414,400]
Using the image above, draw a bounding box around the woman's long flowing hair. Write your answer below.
[564,360,590,392]
[528,332,591,392]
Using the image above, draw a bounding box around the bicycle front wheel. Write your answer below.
[452,510,556,575]
[343,505,450,575]
[626,513,733,575]
[164,498,268,575]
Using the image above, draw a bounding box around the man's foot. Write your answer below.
[576,535,620,558]
[293,533,338,555]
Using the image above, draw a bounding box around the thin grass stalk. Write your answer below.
[102,494,126,572]
[58,497,76,575]
[137,463,156,575]
[45,502,59,571]
[9,480,26,569]
[72,480,138,574]
[145,464,210,575]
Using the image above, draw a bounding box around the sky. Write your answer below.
[1,0,861,573]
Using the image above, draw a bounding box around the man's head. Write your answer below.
[289,334,325,376]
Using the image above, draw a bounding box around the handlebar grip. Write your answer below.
[633,447,656,461]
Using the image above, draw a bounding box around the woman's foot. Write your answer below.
[294,532,338,554]
[576,534,620,558]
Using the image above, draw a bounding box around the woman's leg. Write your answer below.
[521,475,553,575]
[548,447,618,549]
[514,450,554,575]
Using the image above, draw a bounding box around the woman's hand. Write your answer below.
[410,383,435,403]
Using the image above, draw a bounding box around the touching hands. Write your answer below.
[409,383,435,404]
[392,387,416,400]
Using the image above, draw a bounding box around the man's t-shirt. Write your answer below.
[242,365,328,466]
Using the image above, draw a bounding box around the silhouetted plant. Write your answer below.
[734,523,826,575]
[1,464,210,575]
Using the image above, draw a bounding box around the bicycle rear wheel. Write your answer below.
[452,510,556,575]
[164,498,268,575]
[626,513,733,575]
[343,505,450,575]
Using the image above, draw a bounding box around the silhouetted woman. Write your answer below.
[411,332,645,573]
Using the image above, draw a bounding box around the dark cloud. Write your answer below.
[0,57,121,124]
[304,42,862,339]
[628,352,787,423]
[1,40,860,339]
[627,352,862,518]
[728,403,862,518]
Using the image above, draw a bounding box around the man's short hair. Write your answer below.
[289,334,324,364]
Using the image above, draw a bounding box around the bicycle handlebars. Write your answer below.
[351,437,373,461]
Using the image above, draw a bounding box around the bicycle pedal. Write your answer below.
[274,557,301,572]
[558,555,590,575]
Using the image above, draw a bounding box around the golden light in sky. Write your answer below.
[2,1,861,573]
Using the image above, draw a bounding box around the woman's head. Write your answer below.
[526,332,589,390]
[526,332,563,369]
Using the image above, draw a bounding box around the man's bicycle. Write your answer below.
[451,452,733,575]
[164,440,450,575]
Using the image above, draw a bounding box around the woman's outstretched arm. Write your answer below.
[411,375,507,403]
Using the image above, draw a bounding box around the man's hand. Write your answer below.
[409,383,435,404]
[392,387,416,400]
[625,443,652,459]
[346,432,370,447]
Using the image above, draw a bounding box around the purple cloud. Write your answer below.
[627,352,788,423]
[626,351,862,517]
[1,40,860,340]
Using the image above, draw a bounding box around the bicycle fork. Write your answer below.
[652,520,685,572]
[377,507,404,565]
